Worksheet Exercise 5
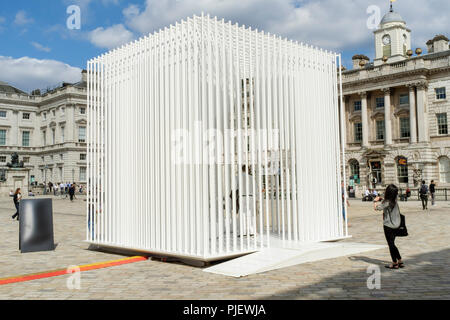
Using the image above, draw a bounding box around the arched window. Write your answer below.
[439,157,450,183]
[396,157,408,184]
[349,160,360,181]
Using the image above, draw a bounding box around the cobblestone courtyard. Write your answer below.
[0,195,449,300]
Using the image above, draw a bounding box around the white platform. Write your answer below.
[204,241,386,277]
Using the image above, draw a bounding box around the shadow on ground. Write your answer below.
[260,248,450,299]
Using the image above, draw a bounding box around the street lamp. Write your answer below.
[44,164,48,195]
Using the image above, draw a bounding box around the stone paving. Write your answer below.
[0,194,449,300]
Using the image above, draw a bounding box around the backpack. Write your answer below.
[419,185,428,195]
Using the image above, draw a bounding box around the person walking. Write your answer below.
[11,188,22,221]
[430,180,436,206]
[341,181,350,222]
[419,180,429,210]
[69,184,75,202]
[60,182,65,197]
[373,184,404,269]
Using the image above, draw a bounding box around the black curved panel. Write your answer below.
[19,199,55,253]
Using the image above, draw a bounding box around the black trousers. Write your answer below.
[420,195,428,210]
[12,202,19,219]
[384,226,402,263]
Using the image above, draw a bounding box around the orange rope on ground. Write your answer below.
[0,256,147,286]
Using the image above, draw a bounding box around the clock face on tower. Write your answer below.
[382,35,391,45]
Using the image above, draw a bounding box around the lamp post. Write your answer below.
[44,164,48,195]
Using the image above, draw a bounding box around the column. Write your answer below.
[416,82,429,143]
[341,96,349,146]
[359,92,369,148]
[408,84,417,143]
[66,104,75,142]
[382,88,393,146]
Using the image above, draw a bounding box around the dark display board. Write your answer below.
[19,199,55,253]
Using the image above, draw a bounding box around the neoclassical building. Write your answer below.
[341,8,450,194]
[0,71,87,194]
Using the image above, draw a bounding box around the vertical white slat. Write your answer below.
[338,54,347,237]
[188,18,196,255]
[213,16,223,255]
[228,20,237,253]
[220,18,229,255]
[86,60,90,242]
[254,30,264,249]
[235,22,244,251]
[207,15,216,257]
[248,27,257,250]
[283,40,293,242]
[180,20,189,254]
[242,25,250,250]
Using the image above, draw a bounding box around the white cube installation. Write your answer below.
[87,14,348,262]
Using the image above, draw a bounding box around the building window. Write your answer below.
[375,97,385,109]
[397,157,408,184]
[59,167,63,180]
[376,120,385,140]
[354,101,362,112]
[436,87,447,100]
[80,107,86,115]
[52,128,56,145]
[80,167,87,182]
[60,154,64,160]
[23,157,30,163]
[42,130,46,145]
[79,126,86,143]
[80,154,86,161]
[61,126,65,143]
[439,157,450,183]
[437,113,448,135]
[22,131,30,147]
[349,160,360,181]
[399,94,409,105]
[23,113,30,120]
[61,107,65,115]
[52,110,56,117]
[41,156,45,162]
[0,156,6,163]
[0,111,6,118]
[400,118,410,138]
[0,130,6,146]
[43,112,47,120]
[354,123,362,142]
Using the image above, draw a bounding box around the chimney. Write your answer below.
[352,54,370,70]
[427,35,449,53]
[81,69,87,82]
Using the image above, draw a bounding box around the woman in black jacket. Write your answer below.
[11,188,22,221]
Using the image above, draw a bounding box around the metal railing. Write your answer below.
[399,188,450,201]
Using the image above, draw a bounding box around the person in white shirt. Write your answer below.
[235,165,256,236]
[365,189,370,197]
[60,182,65,197]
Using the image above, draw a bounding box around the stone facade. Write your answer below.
[341,9,450,196]
[0,71,87,195]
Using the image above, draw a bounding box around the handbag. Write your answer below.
[396,214,408,237]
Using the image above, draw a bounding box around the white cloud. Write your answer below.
[31,42,52,53]
[0,56,81,93]
[14,10,34,25]
[88,24,135,49]
[121,0,450,56]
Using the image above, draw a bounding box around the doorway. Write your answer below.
[370,161,382,188]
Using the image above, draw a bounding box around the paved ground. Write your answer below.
[0,195,449,300]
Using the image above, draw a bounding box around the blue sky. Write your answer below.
[1,0,449,92]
